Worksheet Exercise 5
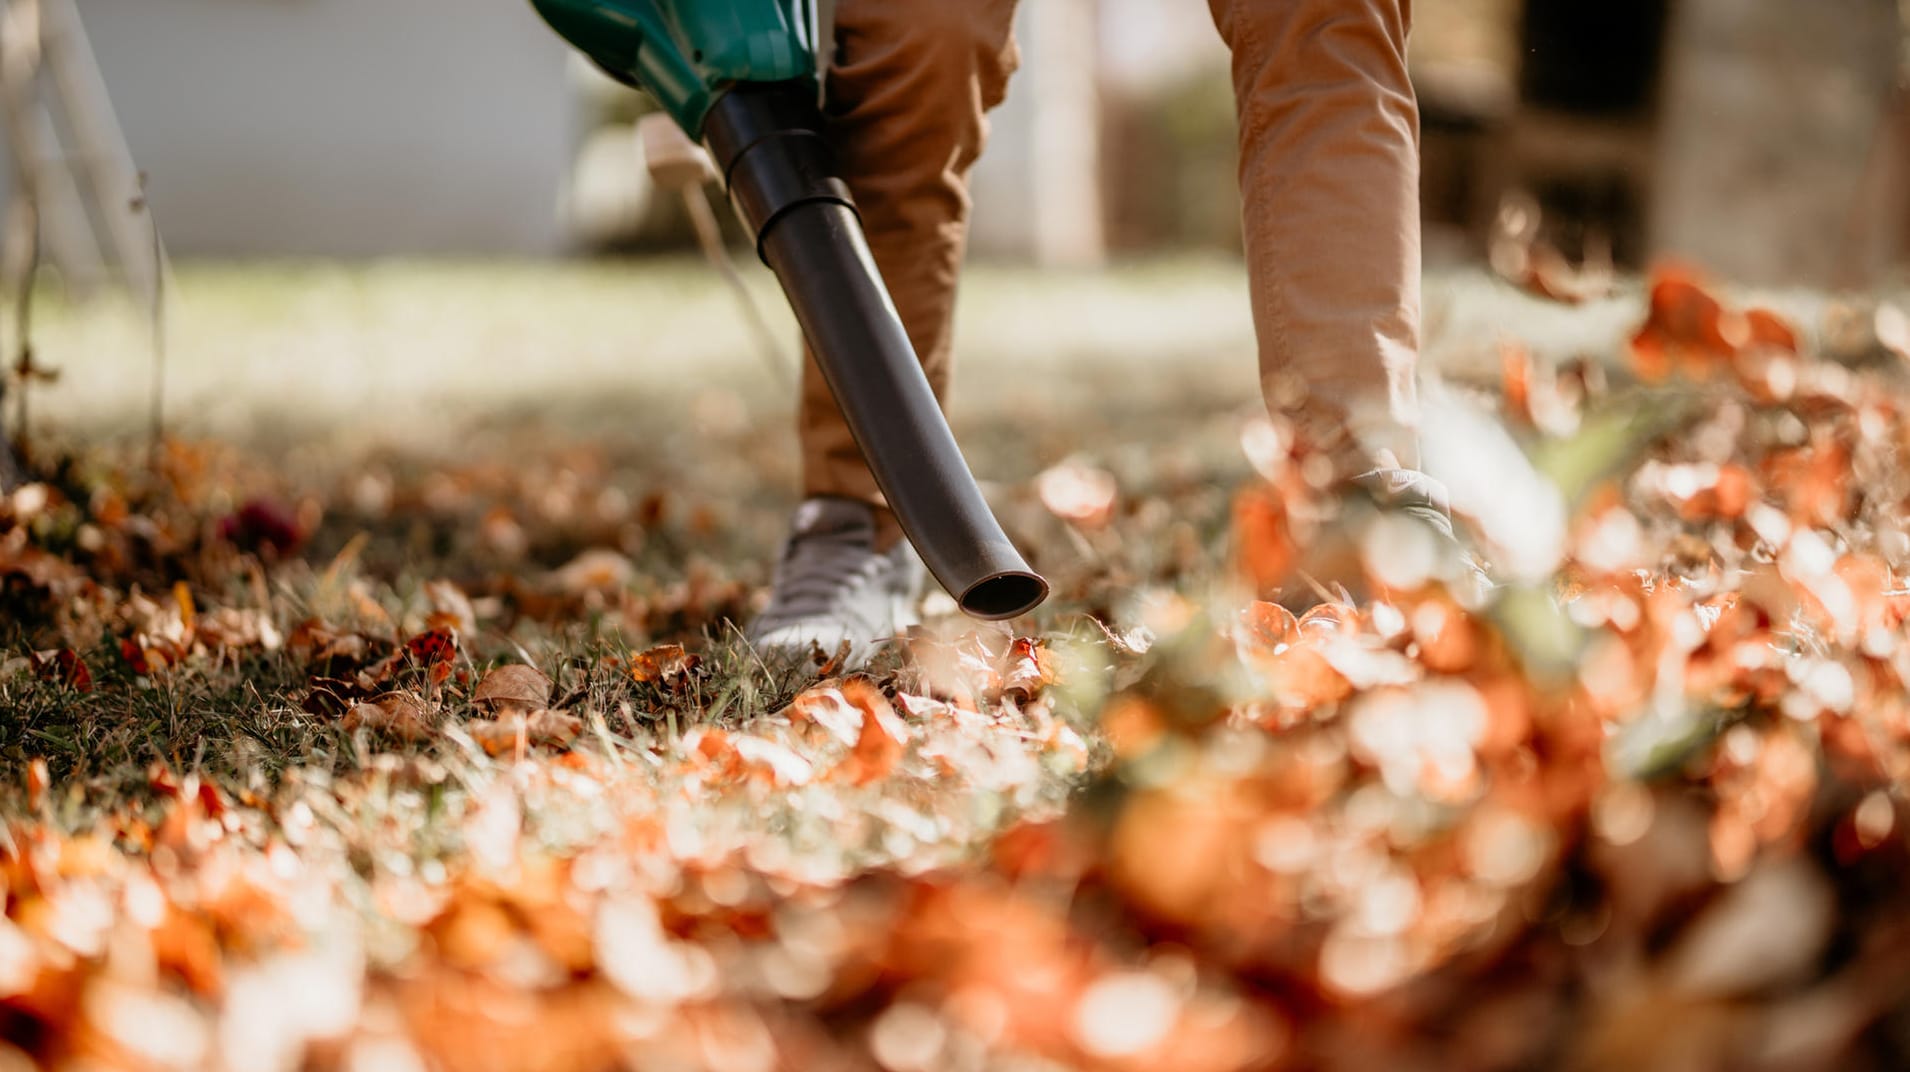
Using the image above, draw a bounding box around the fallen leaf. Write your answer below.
[838,679,909,785]
[29,649,92,692]
[472,664,553,713]
[342,693,435,742]
[629,644,701,691]
[1001,638,1056,702]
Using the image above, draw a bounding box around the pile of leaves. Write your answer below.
[8,269,1910,1070]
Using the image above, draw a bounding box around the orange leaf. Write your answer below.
[1501,344,1534,423]
[1411,594,1479,674]
[1743,307,1799,352]
[172,580,196,634]
[1231,485,1295,597]
[787,686,862,748]
[25,758,48,811]
[838,678,908,785]
[1000,637,1057,702]
[1630,266,1744,380]
[1262,643,1354,710]
[630,643,701,690]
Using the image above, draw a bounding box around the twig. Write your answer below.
[681,185,791,386]
[8,196,36,469]
[136,171,164,471]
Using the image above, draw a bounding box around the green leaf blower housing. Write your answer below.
[531,0,817,138]
[531,0,1049,621]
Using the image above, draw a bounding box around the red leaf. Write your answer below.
[30,648,93,692]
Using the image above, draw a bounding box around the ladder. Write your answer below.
[0,0,164,307]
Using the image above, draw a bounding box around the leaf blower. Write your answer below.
[531,0,1049,620]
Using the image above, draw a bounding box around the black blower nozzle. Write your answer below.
[704,82,1047,621]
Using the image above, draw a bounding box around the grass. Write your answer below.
[13,257,1910,1069]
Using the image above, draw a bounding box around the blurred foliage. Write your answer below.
[7,266,1910,1069]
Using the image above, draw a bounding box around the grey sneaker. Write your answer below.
[1357,466,1494,597]
[748,497,927,666]
[1357,466,1456,541]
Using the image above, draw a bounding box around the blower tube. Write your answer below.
[703,81,1047,621]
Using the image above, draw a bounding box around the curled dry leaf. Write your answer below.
[472,664,553,713]
[342,693,435,742]
[356,628,461,691]
[526,709,583,749]
[786,685,863,748]
[1001,638,1057,702]
[629,644,701,691]
[287,618,369,666]
[195,607,283,653]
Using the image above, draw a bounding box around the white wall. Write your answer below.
[33,0,575,256]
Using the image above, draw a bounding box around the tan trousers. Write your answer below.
[804,0,1421,537]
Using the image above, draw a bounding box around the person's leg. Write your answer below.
[753,0,1019,662]
[1209,0,1422,477]
[800,0,1021,546]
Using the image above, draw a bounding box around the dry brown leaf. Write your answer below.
[525,709,583,749]
[629,643,701,691]
[472,664,552,713]
[342,693,435,741]
[786,685,863,748]
[1000,637,1057,702]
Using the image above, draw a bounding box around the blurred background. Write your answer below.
[0,0,1905,444]
[8,0,1906,280]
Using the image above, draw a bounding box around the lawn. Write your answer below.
[4,258,1910,1071]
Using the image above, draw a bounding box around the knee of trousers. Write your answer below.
[828,0,1020,119]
